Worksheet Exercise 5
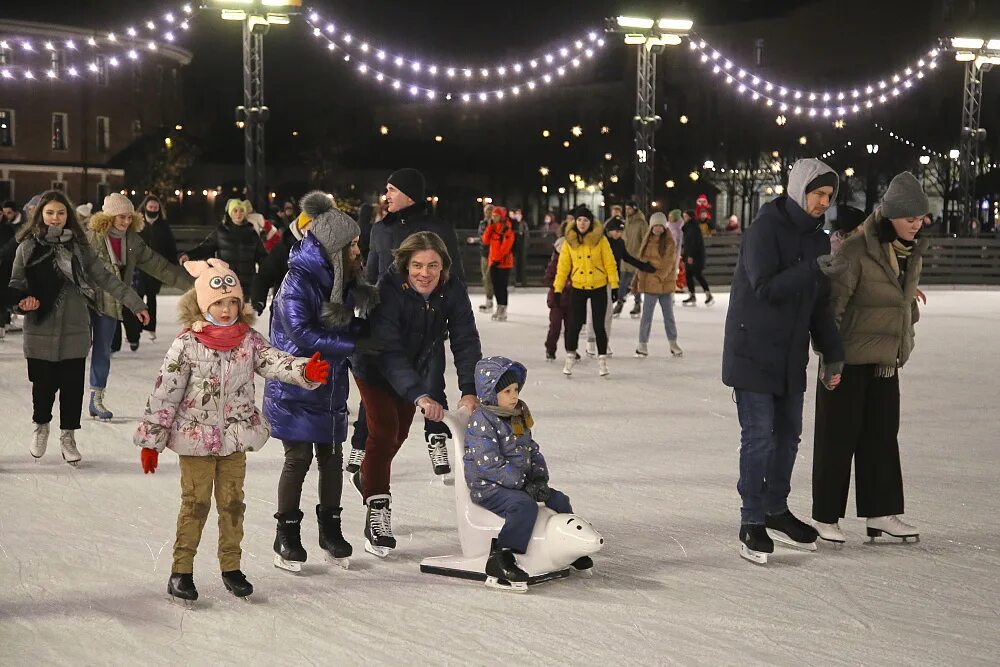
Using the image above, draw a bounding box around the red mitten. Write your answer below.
[141,448,159,474]
[304,351,330,384]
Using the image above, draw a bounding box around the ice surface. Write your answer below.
[1,289,998,666]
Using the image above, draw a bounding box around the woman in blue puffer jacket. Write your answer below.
[263,191,379,571]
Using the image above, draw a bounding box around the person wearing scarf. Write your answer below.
[136,194,181,341]
[134,257,330,603]
[8,190,149,466]
[463,356,592,586]
[813,172,929,545]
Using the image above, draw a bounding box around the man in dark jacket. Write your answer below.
[681,211,713,306]
[0,199,20,336]
[134,195,178,340]
[722,157,845,564]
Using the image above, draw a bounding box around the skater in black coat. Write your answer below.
[134,194,179,339]
[181,198,267,296]
[681,214,713,305]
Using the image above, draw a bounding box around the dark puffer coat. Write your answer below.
[681,220,706,269]
[262,234,357,444]
[184,220,267,294]
[364,202,465,284]
[137,216,179,294]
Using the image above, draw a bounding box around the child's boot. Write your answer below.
[167,572,198,604]
[484,538,529,593]
[221,570,254,599]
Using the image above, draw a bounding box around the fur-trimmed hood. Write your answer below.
[88,211,145,236]
[564,220,605,249]
[177,287,256,332]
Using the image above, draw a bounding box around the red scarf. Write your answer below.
[188,322,250,351]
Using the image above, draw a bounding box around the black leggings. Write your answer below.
[490,266,511,306]
[686,264,710,295]
[277,441,344,513]
[566,287,608,354]
[28,357,86,430]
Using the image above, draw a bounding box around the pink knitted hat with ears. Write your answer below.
[184,258,244,313]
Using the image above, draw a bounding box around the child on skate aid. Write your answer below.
[464,356,593,591]
[134,258,330,603]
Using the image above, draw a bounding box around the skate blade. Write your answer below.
[344,465,360,474]
[818,536,846,548]
[866,530,919,543]
[767,529,817,552]
[167,595,197,608]
[365,540,392,558]
[273,555,303,572]
[572,567,595,578]
[739,544,769,565]
[90,415,112,422]
[440,473,455,487]
[485,576,528,593]
[326,555,350,569]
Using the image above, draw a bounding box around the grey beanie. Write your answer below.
[301,190,372,327]
[880,172,929,219]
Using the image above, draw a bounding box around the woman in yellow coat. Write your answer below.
[554,206,618,377]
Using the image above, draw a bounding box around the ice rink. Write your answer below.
[1,289,998,666]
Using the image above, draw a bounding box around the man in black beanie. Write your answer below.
[353,167,468,482]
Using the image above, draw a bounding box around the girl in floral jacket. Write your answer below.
[134,258,330,604]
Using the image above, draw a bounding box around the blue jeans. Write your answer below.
[735,389,804,525]
[89,311,118,389]
[475,487,573,554]
[638,293,677,343]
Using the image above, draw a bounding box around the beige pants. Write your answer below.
[172,452,247,573]
[480,256,494,300]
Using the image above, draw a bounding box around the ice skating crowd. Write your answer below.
[0,156,932,599]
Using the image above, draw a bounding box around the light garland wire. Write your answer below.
[686,33,940,119]
[304,11,606,101]
[872,122,951,159]
[0,2,196,83]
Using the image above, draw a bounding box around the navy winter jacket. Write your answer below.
[722,196,843,396]
[351,266,481,405]
[263,234,357,444]
[364,203,465,284]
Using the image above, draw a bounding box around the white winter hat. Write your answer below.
[102,192,135,217]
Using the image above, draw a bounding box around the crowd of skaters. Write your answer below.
[0,155,932,597]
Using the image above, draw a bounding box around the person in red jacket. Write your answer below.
[482,205,515,321]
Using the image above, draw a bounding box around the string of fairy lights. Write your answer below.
[303,8,606,101]
[0,3,196,82]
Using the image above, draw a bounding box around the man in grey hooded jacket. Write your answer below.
[722,157,845,563]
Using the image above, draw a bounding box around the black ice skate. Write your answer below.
[273,510,307,573]
[364,495,396,558]
[484,539,529,593]
[317,504,353,569]
[612,299,624,318]
[221,570,254,599]
[629,301,641,318]
[682,295,697,307]
[344,447,364,474]
[571,555,595,577]
[427,434,453,484]
[739,525,775,565]
[765,510,818,552]
[167,572,198,605]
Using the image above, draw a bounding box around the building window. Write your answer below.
[96,116,110,152]
[131,118,143,136]
[52,113,68,151]
[96,182,112,204]
[96,55,109,86]
[0,44,12,66]
[50,49,65,77]
[51,180,66,193]
[755,38,765,67]
[0,109,13,147]
[0,179,13,202]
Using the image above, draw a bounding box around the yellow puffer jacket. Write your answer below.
[554,221,619,292]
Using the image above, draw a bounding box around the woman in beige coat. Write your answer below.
[812,172,927,545]
[631,212,683,358]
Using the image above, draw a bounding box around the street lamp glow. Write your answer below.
[658,18,693,32]
[679,115,689,124]
[541,129,550,138]
[689,171,699,181]
[665,180,675,188]
[703,160,714,169]
[949,149,960,159]
[616,16,655,30]
[434,135,443,143]
[844,167,856,177]
[951,37,985,50]
[867,144,880,154]
[539,166,549,177]
[774,185,785,194]
[379,125,389,135]
[624,34,647,45]
[919,155,931,165]
[799,136,808,145]
[571,125,583,137]
[988,39,1000,50]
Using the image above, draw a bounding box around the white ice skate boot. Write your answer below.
[30,422,50,459]
[364,495,396,558]
[492,304,507,321]
[634,342,648,358]
[60,429,82,466]
[813,520,846,545]
[597,355,610,377]
[669,339,684,357]
[562,352,577,376]
[478,298,494,313]
[866,515,919,542]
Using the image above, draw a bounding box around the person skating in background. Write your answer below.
[7,191,149,465]
[476,203,495,312]
[180,198,268,298]
[350,232,482,558]
[666,209,686,295]
[482,205,516,322]
[248,210,282,253]
[250,209,312,315]
[263,191,380,572]
[722,158,845,565]
[85,194,193,421]
[135,258,330,603]
[682,208,714,306]
[464,356,592,591]
[613,200,647,318]
[554,206,618,378]
[543,228,573,362]
[829,205,867,255]
[695,194,714,237]
[0,199,21,340]
[511,208,530,288]
[134,194,180,342]
[631,212,683,359]
[812,173,929,545]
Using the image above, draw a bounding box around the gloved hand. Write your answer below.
[252,300,266,316]
[638,261,656,273]
[304,352,330,384]
[609,287,619,302]
[141,448,159,474]
[354,337,386,356]
[524,477,551,502]
[817,254,848,277]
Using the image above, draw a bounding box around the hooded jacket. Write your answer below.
[86,211,193,319]
[184,218,268,296]
[554,221,619,292]
[463,356,548,504]
[134,291,320,456]
[364,202,465,284]
[351,265,482,404]
[722,158,844,395]
[263,234,364,444]
[830,211,925,368]
[482,207,516,270]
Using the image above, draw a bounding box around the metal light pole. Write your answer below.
[607,17,692,212]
